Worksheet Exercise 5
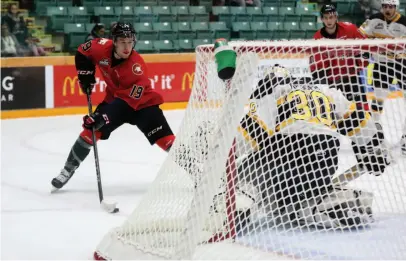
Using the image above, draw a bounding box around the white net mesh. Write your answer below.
[95,39,406,260]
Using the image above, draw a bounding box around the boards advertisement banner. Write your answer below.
[1,67,46,110]
[53,61,195,108]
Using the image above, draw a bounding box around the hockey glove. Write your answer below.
[352,128,392,176]
[83,112,109,130]
[77,70,96,95]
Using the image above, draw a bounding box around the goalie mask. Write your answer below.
[262,64,293,87]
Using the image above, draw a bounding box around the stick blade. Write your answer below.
[100,200,119,213]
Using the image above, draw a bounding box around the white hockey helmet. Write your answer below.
[381,0,399,6]
[262,64,292,85]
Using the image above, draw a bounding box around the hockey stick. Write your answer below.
[332,163,369,186]
[86,92,119,214]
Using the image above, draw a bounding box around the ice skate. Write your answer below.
[51,168,75,192]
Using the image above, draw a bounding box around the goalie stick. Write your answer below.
[332,163,369,186]
[86,92,119,214]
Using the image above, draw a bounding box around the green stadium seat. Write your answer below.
[47,6,67,16]
[135,40,155,53]
[212,6,230,15]
[193,38,211,49]
[153,40,176,53]
[299,21,317,30]
[64,23,86,33]
[189,6,206,14]
[177,39,194,52]
[263,0,279,7]
[284,21,299,31]
[94,6,115,15]
[210,22,230,39]
[194,14,209,22]
[290,30,306,39]
[351,2,363,16]
[279,6,295,16]
[115,6,134,15]
[256,29,273,40]
[232,22,254,39]
[177,14,195,22]
[135,6,153,14]
[246,6,262,15]
[300,14,317,23]
[119,14,136,23]
[232,21,250,32]
[280,0,297,7]
[51,15,73,32]
[67,32,87,50]
[123,0,140,6]
[262,6,278,15]
[250,21,267,31]
[139,0,158,5]
[268,15,284,22]
[158,14,177,22]
[153,22,177,40]
[135,22,157,40]
[251,14,269,22]
[140,14,158,23]
[57,0,75,7]
[68,7,88,15]
[99,15,118,26]
[273,30,290,40]
[191,22,211,39]
[82,0,102,11]
[172,21,190,31]
[177,23,196,40]
[267,21,283,30]
[230,6,246,15]
[102,0,122,6]
[175,0,190,5]
[218,14,234,27]
[250,21,270,40]
[235,14,251,22]
[158,0,175,6]
[295,6,313,16]
[36,0,57,15]
[335,1,352,15]
[171,6,188,15]
[284,14,300,22]
[152,6,171,15]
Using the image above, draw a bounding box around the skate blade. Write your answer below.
[50,186,60,193]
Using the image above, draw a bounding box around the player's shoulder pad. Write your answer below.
[313,29,323,39]
[128,51,147,77]
[369,13,385,21]
[396,14,406,27]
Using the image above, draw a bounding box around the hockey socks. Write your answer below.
[51,136,92,190]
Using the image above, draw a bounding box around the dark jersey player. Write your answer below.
[51,22,175,191]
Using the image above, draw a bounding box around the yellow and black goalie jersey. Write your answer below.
[237,82,378,155]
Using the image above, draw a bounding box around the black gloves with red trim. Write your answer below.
[77,70,96,95]
[83,112,109,130]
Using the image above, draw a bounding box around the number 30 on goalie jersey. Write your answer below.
[239,85,375,151]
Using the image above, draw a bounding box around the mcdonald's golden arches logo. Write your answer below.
[62,76,84,96]
[182,72,194,91]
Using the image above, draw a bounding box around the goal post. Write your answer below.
[94,39,406,260]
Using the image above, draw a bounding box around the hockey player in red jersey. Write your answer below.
[310,4,369,106]
[51,22,175,191]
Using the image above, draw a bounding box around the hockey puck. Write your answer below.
[112,208,119,213]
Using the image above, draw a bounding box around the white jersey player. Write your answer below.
[229,65,392,230]
[359,0,406,155]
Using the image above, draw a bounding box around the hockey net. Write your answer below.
[94,39,406,260]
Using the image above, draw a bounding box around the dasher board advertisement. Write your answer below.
[53,62,195,108]
[1,67,46,110]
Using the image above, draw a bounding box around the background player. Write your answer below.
[359,0,406,155]
[222,65,391,231]
[51,22,175,191]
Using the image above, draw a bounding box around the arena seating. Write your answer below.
[29,0,406,53]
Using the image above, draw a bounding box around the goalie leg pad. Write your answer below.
[297,187,374,229]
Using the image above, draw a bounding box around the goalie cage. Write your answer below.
[94,39,406,260]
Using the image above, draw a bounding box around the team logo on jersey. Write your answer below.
[132,64,143,75]
[99,58,109,66]
[375,23,384,29]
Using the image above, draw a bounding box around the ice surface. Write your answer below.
[1,99,406,259]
